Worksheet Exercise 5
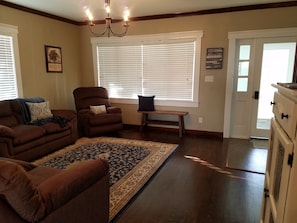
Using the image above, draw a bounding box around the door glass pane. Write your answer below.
[273,144,284,202]
[238,61,249,76]
[239,45,251,60]
[237,78,248,92]
[236,45,251,93]
[257,42,296,130]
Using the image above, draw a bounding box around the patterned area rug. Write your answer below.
[33,137,178,222]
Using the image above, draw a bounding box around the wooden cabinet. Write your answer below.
[260,84,297,223]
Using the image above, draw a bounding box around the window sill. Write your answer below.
[110,98,198,108]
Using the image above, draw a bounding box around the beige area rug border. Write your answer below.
[33,137,178,222]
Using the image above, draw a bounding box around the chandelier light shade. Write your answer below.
[85,0,130,37]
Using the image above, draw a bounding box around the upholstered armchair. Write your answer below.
[0,157,109,223]
[73,87,123,137]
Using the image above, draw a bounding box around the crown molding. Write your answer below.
[1,1,297,26]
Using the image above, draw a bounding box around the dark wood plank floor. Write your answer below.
[111,128,265,223]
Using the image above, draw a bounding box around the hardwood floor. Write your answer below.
[111,128,265,223]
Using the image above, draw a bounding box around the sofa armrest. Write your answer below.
[107,107,122,114]
[0,125,16,138]
[0,125,15,158]
[0,157,37,171]
[0,137,14,158]
[51,109,78,142]
[38,159,109,213]
[51,109,76,121]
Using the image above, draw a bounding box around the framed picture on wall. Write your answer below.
[206,48,223,69]
[45,45,63,73]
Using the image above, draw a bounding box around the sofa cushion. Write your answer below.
[12,125,46,145]
[0,101,12,117]
[0,101,18,127]
[42,122,70,134]
[0,160,46,222]
[26,101,53,122]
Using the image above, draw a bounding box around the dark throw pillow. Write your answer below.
[138,95,155,111]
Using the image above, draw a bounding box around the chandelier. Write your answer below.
[85,0,130,37]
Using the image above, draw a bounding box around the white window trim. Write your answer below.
[91,31,203,108]
[0,23,23,98]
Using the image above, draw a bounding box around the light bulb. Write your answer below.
[105,5,111,14]
[123,7,129,21]
[85,8,93,21]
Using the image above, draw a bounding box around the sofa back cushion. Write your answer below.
[0,101,18,127]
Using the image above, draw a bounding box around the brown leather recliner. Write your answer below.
[73,87,123,137]
[0,157,109,223]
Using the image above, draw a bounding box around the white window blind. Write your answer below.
[0,23,21,100]
[142,41,195,101]
[97,45,142,98]
[92,31,202,107]
[0,35,18,100]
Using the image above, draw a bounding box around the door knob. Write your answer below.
[253,91,259,100]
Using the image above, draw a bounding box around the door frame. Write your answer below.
[223,27,297,138]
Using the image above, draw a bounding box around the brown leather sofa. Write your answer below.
[73,87,122,137]
[0,157,109,223]
[0,99,77,161]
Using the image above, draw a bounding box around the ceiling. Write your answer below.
[3,0,296,22]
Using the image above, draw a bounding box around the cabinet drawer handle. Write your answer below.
[270,101,275,105]
[281,113,289,119]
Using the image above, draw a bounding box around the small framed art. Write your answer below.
[206,48,223,69]
[45,45,63,73]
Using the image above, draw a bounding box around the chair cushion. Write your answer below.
[0,160,46,222]
[73,87,111,110]
[89,114,122,126]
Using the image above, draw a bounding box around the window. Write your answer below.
[91,31,203,107]
[0,23,23,100]
[236,45,251,92]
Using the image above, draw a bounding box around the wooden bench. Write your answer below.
[138,110,189,137]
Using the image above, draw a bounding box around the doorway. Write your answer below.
[231,38,296,139]
[250,40,296,138]
[223,28,297,139]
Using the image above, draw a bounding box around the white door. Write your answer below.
[231,38,296,139]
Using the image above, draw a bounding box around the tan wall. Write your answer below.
[80,7,297,133]
[0,5,81,110]
[1,5,297,133]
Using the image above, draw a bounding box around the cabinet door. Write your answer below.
[261,118,277,223]
[261,118,293,223]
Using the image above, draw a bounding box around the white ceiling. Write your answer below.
[3,0,295,22]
